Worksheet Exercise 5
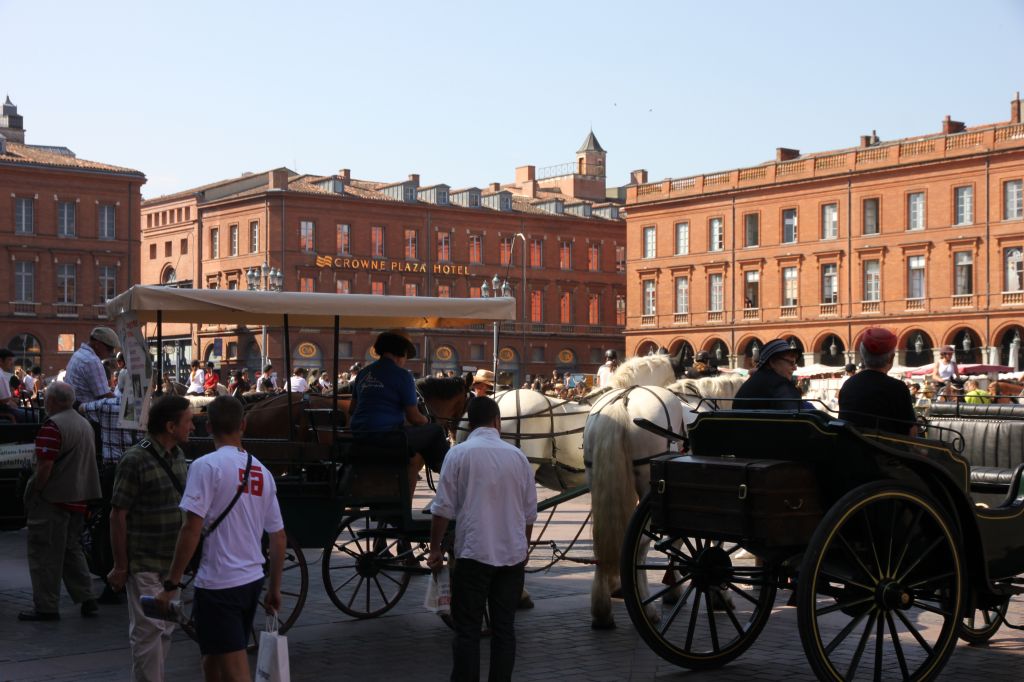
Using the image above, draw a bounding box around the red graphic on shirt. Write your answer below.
[238,466,264,496]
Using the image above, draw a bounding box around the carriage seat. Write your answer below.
[928,403,1024,419]
[334,431,428,533]
[926,414,1024,494]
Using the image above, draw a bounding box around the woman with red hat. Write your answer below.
[838,328,917,435]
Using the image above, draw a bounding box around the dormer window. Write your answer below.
[501,196,511,210]
[404,186,416,202]
[469,193,479,207]
[437,190,448,205]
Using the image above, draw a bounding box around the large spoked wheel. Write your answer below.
[797,482,964,681]
[322,513,413,618]
[180,532,308,644]
[621,493,777,670]
[958,594,1009,645]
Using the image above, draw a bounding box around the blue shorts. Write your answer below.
[193,578,264,655]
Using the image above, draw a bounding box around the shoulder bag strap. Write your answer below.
[141,439,185,495]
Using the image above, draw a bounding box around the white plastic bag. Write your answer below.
[255,614,290,682]
[423,566,452,615]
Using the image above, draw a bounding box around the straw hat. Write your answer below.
[472,369,495,386]
[90,326,119,349]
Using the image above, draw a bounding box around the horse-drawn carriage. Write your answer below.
[621,405,1024,681]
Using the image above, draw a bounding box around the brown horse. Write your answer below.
[989,380,1024,404]
[189,392,352,441]
[415,375,472,441]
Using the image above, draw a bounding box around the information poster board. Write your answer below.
[116,314,153,430]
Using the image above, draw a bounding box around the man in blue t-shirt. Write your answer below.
[349,332,450,492]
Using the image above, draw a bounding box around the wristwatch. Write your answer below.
[162,580,182,592]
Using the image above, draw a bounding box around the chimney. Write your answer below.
[859,135,873,148]
[515,165,536,183]
[268,168,289,190]
[942,115,966,134]
[489,182,501,192]
[1012,92,1022,124]
[407,173,420,187]
[338,168,351,181]
[630,169,648,185]
[776,147,800,162]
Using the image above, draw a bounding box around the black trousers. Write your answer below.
[450,558,525,682]
[405,423,450,472]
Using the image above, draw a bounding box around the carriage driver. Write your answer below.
[838,328,918,436]
[733,340,802,409]
[348,331,450,493]
[596,349,618,387]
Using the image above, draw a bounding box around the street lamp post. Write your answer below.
[246,261,284,370]
[481,269,517,394]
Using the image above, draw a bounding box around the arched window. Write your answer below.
[8,333,42,371]
[162,266,177,285]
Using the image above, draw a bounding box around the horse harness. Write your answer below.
[582,385,678,470]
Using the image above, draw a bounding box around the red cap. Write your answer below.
[859,328,897,355]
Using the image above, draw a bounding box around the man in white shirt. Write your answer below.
[156,396,285,682]
[65,326,118,404]
[428,397,537,682]
[288,368,309,393]
[595,349,619,388]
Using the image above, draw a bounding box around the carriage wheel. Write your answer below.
[797,483,963,681]
[958,595,1009,645]
[620,493,777,670]
[322,514,412,618]
[179,532,308,644]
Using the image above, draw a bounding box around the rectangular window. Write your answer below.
[210,228,220,258]
[149,244,157,259]
[336,224,349,255]
[588,293,600,324]
[57,334,75,353]
[954,186,973,225]
[782,208,798,243]
[14,261,34,302]
[954,252,973,295]
[99,204,115,240]
[559,241,572,270]
[405,282,418,297]
[56,263,76,303]
[407,229,421,260]
[299,221,315,252]
[709,218,723,251]
[530,239,543,269]
[250,221,260,253]
[642,226,656,258]
[822,263,838,304]
[709,274,724,312]
[336,279,350,294]
[615,245,625,273]
[500,237,513,266]
[338,340,353,357]
[587,243,600,272]
[371,280,385,295]
[1005,248,1023,292]
[907,256,926,299]
[530,290,543,322]
[469,285,482,299]
[744,214,759,247]
[674,276,689,314]
[863,260,880,301]
[470,344,485,361]
[164,241,172,258]
[783,266,799,306]
[675,222,689,255]
[229,224,239,256]
[560,292,572,324]
[642,280,656,316]
[437,283,451,298]
[531,347,545,363]
[615,294,625,325]
[15,197,34,234]
[98,265,117,302]
[863,198,879,235]
[469,235,482,264]
[56,201,76,237]
[181,238,188,255]
[744,271,760,308]
[371,226,385,257]
[1005,180,1024,220]
[299,276,315,293]
[436,232,451,263]
[821,203,838,240]
[907,192,925,230]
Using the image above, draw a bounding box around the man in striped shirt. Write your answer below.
[65,326,119,405]
[81,397,141,466]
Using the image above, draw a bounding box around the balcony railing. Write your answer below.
[819,303,839,316]
[673,312,689,325]
[905,298,925,311]
[1003,291,1024,305]
[10,301,38,316]
[780,305,797,318]
[707,311,724,323]
[640,315,655,326]
[860,301,881,313]
[951,294,974,308]
[742,308,760,320]
[54,302,82,318]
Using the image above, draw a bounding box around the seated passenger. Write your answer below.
[733,340,802,409]
[838,328,917,436]
[348,331,450,493]
[963,379,992,405]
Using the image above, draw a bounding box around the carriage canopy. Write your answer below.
[107,285,517,328]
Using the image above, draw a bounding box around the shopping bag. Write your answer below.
[423,566,451,615]
[255,614,290,682]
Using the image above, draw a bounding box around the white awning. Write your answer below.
[106,285,516,329]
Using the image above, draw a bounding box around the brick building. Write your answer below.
[624,95,1024,372]
[0,97,145,373]
[140,133,626,384]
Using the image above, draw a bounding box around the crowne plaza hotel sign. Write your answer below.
[316,254,474,276]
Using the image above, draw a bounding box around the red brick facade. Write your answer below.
[624,99,1024,372]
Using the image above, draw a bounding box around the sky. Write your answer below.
[4,0,1024,199]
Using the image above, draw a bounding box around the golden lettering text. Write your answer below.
[314,253,472,277]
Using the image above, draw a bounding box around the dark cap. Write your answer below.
[859,328,898,355]
[844,363,857,373]
[695,350,710,363]
[757,339,798,369]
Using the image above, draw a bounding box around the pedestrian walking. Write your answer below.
[19,381,102,621]
[156,396,285,682]
[107,396,193,681]
[428,396,537,682]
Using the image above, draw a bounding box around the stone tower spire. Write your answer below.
[576,129,606,178]
[1,96,25,143]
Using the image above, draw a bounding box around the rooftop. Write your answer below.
[0,141,144,177]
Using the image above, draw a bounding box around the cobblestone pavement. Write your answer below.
[2,488,1023,681]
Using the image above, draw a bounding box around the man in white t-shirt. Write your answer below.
[288,367,309,393]
[595,349,619,388]
[156,395,285,682]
